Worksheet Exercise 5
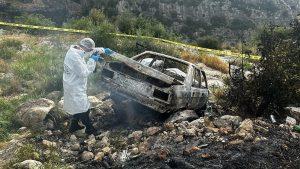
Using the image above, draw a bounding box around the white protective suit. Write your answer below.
[63,45,97,115]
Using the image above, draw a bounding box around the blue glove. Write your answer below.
[91,54,102,62]
[104,48,114,55]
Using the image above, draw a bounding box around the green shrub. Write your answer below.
[229,18,256,31]
[116,12,137,35]
[115,12,180,40]
[91,21,117,48]
[0,97,27,141]
[15,14,54,34]
[64,9,107,31]
[63,17,94,31]
[0,39,22,50]
[17,14,54,26]
[197,36,222,50]
[89,9,106,26]
[0,38,23,60]
[0,48,15,60]
[219,22,300,117]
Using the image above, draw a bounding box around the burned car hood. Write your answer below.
[109,52,182,85]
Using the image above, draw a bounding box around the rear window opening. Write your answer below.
[153,89,169,101]
[135,54,188,83]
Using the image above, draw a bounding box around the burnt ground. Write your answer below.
[121,127,300,169]
[78,107,300,169]
[4,99,300,169]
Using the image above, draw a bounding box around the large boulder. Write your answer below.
[166,110,199,123]
[16,98,55,128]
[214,115,242,129]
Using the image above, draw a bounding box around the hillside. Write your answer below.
[1,0,300,44]
[0,1,299,169]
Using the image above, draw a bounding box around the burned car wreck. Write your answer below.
[100,51,209,114]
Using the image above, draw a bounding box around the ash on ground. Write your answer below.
[9,92,300,169]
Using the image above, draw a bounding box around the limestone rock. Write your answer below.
[214,115,242,129]
[131,147,139,155]
[166,110,198,123]
[164,122,175,130]
[235,119,254,139]
[286,116,297,127]
[88,96,102,108]
[146,127,161,136]
[42,140,57,148]
[175,135,184,143]
[13,160,44,169]
[102,147,111,154]
[70,135,77,142]
[70,143,80,151]
[16,98,55,128]
[81,151,94,161]
[46,91,62,103]
[286,107,300,122]
[189,118,205,128]
[128,131,143,141]
[94,152,105,161]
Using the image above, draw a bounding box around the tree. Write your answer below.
[220,19,300,117]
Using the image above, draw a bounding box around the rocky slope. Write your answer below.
[1,91,300,168]
[1,0,300,42]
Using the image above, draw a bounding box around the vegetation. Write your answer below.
[0,38,23,60]
[0,96,28,141]
[15,14,55,34]
[197,36,222,50]
[4,143,68,169]
[181,51,229,73]
[0,35,69,141]
[115,12,180,40]
[218,21,300,117]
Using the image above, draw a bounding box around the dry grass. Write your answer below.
[181,51,229,73]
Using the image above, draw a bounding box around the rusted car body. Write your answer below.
[100,51,209,113]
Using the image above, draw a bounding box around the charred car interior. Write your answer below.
[100,51,209,114]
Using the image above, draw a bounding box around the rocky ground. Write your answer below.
[1,90,300,169]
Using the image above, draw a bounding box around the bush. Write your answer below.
[115,12,180,40]
[0,38,23,60]
[89,9,106,26]
[0,39,23,50]
[115,12,137,35]
[63,17,94,31]
[219,22,300,117]
[197,36,222,50]
[64,9,107,31]
[4,143,67,169]
[15,14,54,34]
[0,97,27,141]
[91,21,117,48]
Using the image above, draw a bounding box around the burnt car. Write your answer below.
[100,51,209,114]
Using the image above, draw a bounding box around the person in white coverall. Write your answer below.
[63,38,113,135]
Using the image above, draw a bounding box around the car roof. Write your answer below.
[132,51,202,70]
